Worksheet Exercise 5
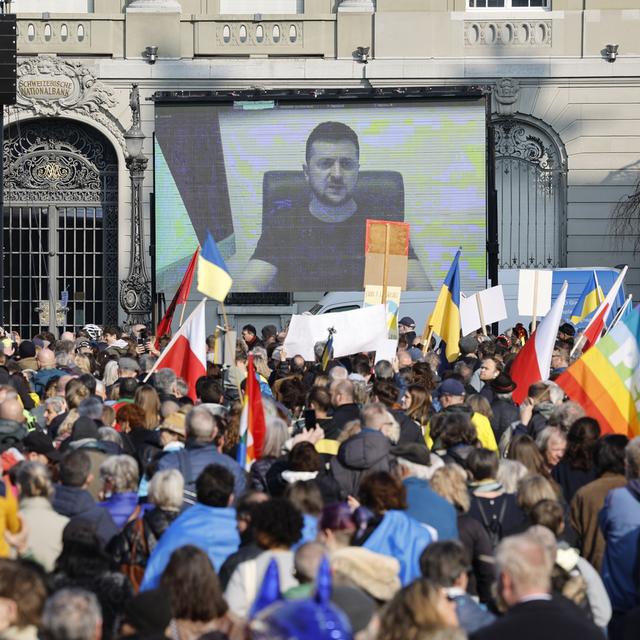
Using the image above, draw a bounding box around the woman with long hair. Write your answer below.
[133,385,161,430]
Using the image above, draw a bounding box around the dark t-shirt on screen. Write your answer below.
[251,193,415,291]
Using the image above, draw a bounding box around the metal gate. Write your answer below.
[494,117,567,269]
[2,118,118,337]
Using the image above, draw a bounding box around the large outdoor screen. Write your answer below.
[154,97,487,297]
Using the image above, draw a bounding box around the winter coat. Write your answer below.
[458,512,494,603]
[489,398,520,443]
[157,442,246,501]
[250,456,278,493]
[32,367,64,397]
[390,409,424,445]
[404,477,459,541]
[467,493,528,545]
[329,428,391,498]
[323,403,360,440]
[599,480,640,612]
[570,472,626,572]
[552,460,598,505]
[108,507,179,571]
[98,492,143,530]
[19,496,68,571]
[140,503,239,591]
[52,484,118,547]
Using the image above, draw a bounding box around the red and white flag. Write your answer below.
[145,298,207,401]
[580,266,627,353]
[511,281,568,404]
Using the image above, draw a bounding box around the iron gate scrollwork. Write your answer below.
[3,118,119,336]
[493,117,567,269]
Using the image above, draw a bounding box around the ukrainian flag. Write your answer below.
[197,231,233,301]
[427,250,461,362]
[570,271,604,325]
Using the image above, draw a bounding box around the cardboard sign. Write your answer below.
[363,220,409,290]
[460,285,508,335]
[517,270,553,317]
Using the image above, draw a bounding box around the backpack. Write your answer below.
[474,496,508,550]
[118,506,149,593]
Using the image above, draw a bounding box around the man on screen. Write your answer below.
[240,121,432,291]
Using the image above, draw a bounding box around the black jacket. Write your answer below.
[490,398,520,443]
[52,484,119,547]
[330,429,391,498]
[324,403,360,440]
[389,409,425,445]
[470,596,602,640]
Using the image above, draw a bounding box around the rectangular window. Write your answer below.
[468,0,550,7]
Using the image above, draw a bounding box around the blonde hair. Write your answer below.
[17,462,53,498]
[378,578,452,640]
[148,469,184,512]
[517,473,558,513]
[430,464,470,512]
[74,354,92,375]
[134,384,161,429]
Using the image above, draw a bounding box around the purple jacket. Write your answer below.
[99,492,146,530]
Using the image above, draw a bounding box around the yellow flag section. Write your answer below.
[557,306,640,437]
[422,250,461,362]
[197,231,233,302]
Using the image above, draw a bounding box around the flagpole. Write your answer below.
[221,301,231,331]
[144,297,208,383]
[606,294,632,334]
[594,270,603,305]
[178,302,187,327]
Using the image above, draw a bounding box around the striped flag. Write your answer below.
[237,353,267,471]
[557,306,640,437]
[321,332,334,371]
[197,231,233,302]
[569,270,604,325]
[511,281,568,404]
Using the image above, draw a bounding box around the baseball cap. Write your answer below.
[22,431,62,462]
[398,316,416,328]
[434,378,466,398]
[118,357,141,372]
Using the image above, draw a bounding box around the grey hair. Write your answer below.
[548,401,585,431]
[496,459,528,494]
[154,368,177,395]
[99,454,139,493]
[77,396,104,421]
[175,377,189,397]
[17,461,53,498]
[361,403,399,444]
[147,469,184,512]
[97,426,123,447]
[102,360,119,388]
[396,455,443,481]
[45,396,66,414]
[186,406,216,442]
[262,416,290,458]
[138,353,157,374]
[314,341,326,361]
[495,532,553,594]
[373,360,394,380]
[328,366,348,382]
[55,350,75,368]
[43,588,102,640]
[535,426,567,454]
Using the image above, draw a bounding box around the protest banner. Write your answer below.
[517,269,552,332]
[283,305,388,362]
[460,285,507,336]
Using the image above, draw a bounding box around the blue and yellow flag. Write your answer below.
[426,250,461,362]
[321,332,334,371]
[197,231,233,301]
[570,271,604,325]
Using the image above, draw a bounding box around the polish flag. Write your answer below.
[145,298,207,401]
[511,281,568,404]
[580,266,627,353]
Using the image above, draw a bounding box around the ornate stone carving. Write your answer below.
[464,20,552,48]
[494,77,520,117]
[15,56,126,153]
[494,119,556,172]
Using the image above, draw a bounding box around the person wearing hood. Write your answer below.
[428,379,497,452]
[32,348,65,399]
[51,450,118,547]
[599,436,640,637]
[329,403,396,499]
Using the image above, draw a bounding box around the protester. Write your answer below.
[42,588,102,640]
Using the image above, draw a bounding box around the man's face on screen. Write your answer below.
[304,139,360,206]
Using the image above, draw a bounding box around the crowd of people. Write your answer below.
[0,316,637,640]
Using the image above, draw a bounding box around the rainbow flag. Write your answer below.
[557,306,640,437]
[197,231,233,302]
[237,353,267,471]
[569,271,604,325]
[425,250,461,362]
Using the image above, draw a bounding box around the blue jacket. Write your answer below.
[52,484,118,547]
[140,503,240,591]
[157,443,246,499]
[32,367,65,397]
[599,482,640,612]
[98,492,144,530]
[363,509,432,585]
[404,477,459,541]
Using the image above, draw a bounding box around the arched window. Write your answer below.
[493,116,567,269]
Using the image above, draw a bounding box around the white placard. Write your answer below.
[460,285,508,335]
[517,270,553,317]
[374,339,399,365]
[283,305,389,361]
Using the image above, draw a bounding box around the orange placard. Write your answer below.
[363,220,410,291]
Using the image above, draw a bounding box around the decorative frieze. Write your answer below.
[464,20,551,47]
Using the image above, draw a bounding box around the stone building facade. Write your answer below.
[4,0,640,333]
